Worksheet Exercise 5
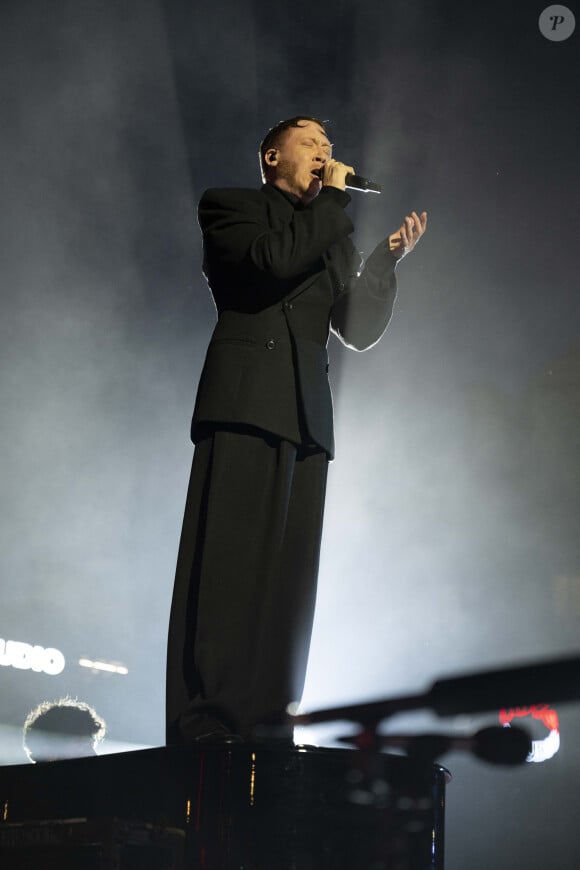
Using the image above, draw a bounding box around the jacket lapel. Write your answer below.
[260,184,329,303]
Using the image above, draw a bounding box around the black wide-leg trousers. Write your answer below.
[166,425,328,742]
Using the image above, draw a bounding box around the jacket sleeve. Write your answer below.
[330,238,399,351]
[198,186,355,281]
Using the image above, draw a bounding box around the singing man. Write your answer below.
[166,116,427,744]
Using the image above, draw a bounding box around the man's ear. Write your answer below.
[265,148,279,167]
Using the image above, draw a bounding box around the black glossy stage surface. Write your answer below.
[0,744,450,869]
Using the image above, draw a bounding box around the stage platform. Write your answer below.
[0,743,449,869]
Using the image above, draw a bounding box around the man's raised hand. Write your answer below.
[388,211,428,260]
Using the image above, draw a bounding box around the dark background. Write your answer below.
[0,0,579,866]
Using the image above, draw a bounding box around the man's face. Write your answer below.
[267,120,332,203]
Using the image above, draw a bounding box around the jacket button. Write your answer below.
[266,339,276,350]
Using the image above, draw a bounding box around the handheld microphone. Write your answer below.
[345,173,382,194]
[339,725,532,765]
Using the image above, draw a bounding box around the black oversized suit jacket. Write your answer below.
[192,183,399,459]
